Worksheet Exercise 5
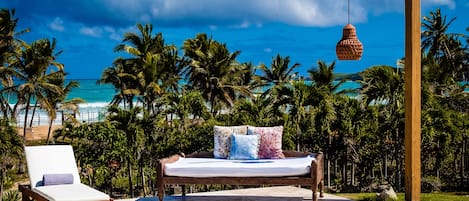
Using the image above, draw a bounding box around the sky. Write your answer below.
[1,0,468,79]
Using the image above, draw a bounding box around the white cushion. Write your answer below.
[33,183,110,201]
[25,145,81,187]
[164,156,315,177]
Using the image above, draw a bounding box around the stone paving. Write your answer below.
[117,186,352,201]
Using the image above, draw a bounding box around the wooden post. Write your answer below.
[404,0,421,200]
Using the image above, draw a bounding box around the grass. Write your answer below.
[336,192,469,201]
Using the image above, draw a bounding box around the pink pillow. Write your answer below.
[247,126,284,159]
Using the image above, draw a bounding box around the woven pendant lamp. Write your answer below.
[336,0,363,60]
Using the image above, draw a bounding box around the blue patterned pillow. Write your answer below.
[228,134,260,160]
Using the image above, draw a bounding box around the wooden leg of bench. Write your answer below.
[319,179,324,197]
[157,184,164,201]
[181,184,186,196]
[312,183,318,201]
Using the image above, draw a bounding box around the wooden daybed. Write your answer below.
[157,150,324,201]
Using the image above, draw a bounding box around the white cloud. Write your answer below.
[95,0,361,27]
[49,17,65,32]
[80,27,102,37]
[361,0,457,14]
[25,0,463,29]
[78,25,128,40]
[103,26,120,41]
[424,0,456,9]
[230,21,251,29]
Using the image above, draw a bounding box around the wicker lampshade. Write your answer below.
[336,24,363,60]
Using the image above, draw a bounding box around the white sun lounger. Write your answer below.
[19,145,111,201]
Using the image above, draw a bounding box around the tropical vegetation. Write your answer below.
[0,7,468,200]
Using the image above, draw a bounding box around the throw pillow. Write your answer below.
[213,125,248,158]
[42,173,74,186]
[247,126,285,159]
[228,134,260,160]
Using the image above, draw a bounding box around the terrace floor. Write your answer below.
[117,186,351,201]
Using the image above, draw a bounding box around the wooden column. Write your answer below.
[404,0,421,200]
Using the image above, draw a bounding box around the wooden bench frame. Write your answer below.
[157,151,324,201]
[19,185,48,201]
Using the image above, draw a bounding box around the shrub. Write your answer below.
[2,191,20,201]
[421,176,442,193]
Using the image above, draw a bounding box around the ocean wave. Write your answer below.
[79,102,110,109]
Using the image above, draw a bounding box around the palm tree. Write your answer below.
[183,33,242,116]
[98,58,134,108]
[307,60,349,186]
[0,8,29,120]
[138,45,185,114]
[105,23,184,113]
[422,8,459,59]
[308,60,348,95]
[254,54,300,95]
[231,93,283,126]
[276,80,314,151]
[44,73,83,143]
[108,23,165,109]
[359,65,404,186]
[162,90,208,130]
[13,38,64,140]
[106,105,145,197]
[0,9,29,65]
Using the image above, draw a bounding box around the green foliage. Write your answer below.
[422,176,442,193]
[0,118,23,196]
[1,191,20,201]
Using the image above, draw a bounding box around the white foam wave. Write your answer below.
[79,102,109,109]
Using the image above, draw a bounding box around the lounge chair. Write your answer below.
[19,145,111,201]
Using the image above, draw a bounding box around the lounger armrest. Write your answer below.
[185,151,214,158]
[19,184,48,201]
[157,154,182,201]
[283,150,313,158]
[311,152,324,184]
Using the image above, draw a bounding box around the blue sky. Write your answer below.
[2,0,468,79]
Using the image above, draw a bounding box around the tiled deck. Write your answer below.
[117,186,351,201]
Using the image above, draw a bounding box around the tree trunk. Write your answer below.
[139,160,147,196]
[436,140,440,178]
[127,160,134,197]
[352,163,355,186]
[342,162,347,186]
[335,159,338,181]
[23,95,32,140]
[29,101,39,129]
[296,127,301,151]
[46,119,54,144]
[379,161,383,181]
[385,154,388,181]
[327,157,331,187]
[462,137,466,178]
[0,169,4,201]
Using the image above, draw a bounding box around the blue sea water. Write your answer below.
[67,79,362,105]
[67,79,115,107]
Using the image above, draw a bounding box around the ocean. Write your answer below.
[12,79,115,127]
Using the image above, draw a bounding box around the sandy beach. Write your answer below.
[17,125,62,141]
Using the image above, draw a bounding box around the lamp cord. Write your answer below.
[348,0,350,24]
